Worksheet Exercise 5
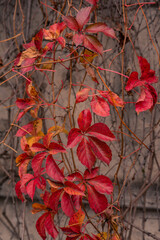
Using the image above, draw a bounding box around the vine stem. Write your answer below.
[137,0,160,65]
[98,67,129,78]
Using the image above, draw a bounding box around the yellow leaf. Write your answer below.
[41,61,53,70]
[32,203,47,214]
[80,49,98,64]
[26,82,39,100]
[48,125,68,135]
[32,119,42,135]
[96,232,108,240]
[26,135,43,147]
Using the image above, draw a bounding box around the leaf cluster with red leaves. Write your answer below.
[125,56,158,113]
[13,2,158,240]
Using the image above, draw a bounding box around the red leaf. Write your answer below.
[36,176,46,190]
[67,172,83,182]
[76,7,92,30]
[61,227,80,238]
[36,213,48,240]
[16,122,34,137]
[16,98,35,109]
[21,173,34,186]
[85,23,116,39]
[77,138,96,169]
[45,214,58,239]
[87,185,108,213]
[48,142,66,154]
[76,88,90,103]
[91,96,110,117]
[87,123,115,141]
[78,109,92,132]
[16,153,29,165]
[147,84,157,108]
[15,181,25,202]
[99,91,125,108]
[49,189,63,212]
[34,29,43,51]
[32,203,47,214]
[84,167,99,179]
[16,108,31,122]
[18,158,31,178]
[84,35,103,55]
[32,152,47,175]
[71,195,82,210]
[69,208,85,232]
[43,22,66,40]
[135,87,153,113]
[63,16,79,31]
[43,133,53,148]
[57,36,66,48]
[88,136,112,165]
[85,0,98,5]
[64,181,85,196]
[46,155,64,182]
[138,56,150,76]
[86,66,99,83]
[88,175,113,194]
[21,58,36,74]
[31,143,47,152]
[67,128,83,148]
[73,34,84,46]
[125,71,144,91]
[26,180,36,200]
[61,192,75,217]
[138,57,158,83]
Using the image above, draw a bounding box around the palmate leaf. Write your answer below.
[125,56,158,113]
[67,109,115,168]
